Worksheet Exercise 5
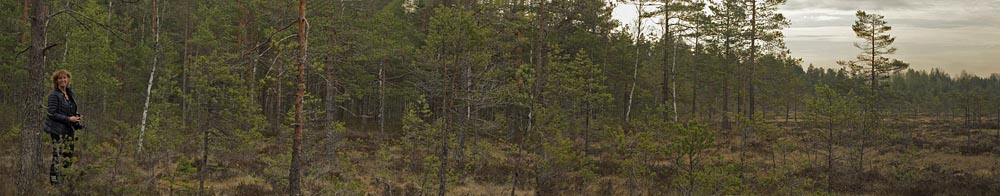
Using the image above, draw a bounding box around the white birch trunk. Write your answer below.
[626,2,644,123]
[138,0,161,154]
[672,36,678,122]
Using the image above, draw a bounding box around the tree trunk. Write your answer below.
[439,57,450,196]
[380,59,386,134]
[182,4,190,128]
[691,37,700,122]
[625,5,648,194]
[17,0,46,194]
[534,0,546,101]
[827,117,834,194]
[689,151,696,196]
[138,0,161,154]
[626,2,642,125]
[58,0,69,63]
[662,8,671,122]
[748,0,759,145]
[794,106,798,121]
[861,21,879,184]
[21,0,29,43]
[785,106,790,122]
[515,31,523,85]
[288,0,307,195]
[671,36,679,122]
[532,2,547,194]
[459,56,473,177]
[199,127,208,196]
[966,105,972,145]
[584,101,592,156]
[721,40,732,130]
[325,36,338,161]
[274,57,284,145]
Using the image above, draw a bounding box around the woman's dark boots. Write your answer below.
[50,147,61,185]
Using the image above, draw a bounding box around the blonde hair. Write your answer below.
[51,69,72,89]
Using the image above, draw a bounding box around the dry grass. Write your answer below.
[449,181,534,196]
[3,117,999,195]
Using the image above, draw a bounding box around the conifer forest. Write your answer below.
[3,0,1000,195]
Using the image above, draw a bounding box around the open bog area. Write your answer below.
[2,0,999,195]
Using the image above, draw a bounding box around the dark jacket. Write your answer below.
[44,88,83,135]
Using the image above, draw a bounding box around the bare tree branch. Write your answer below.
[64,9,134,44]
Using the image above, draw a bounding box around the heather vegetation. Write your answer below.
[2,0,999,195]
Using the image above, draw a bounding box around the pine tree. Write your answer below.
[288,0,307,195]
[418,6,492,194]
[839,11,908,91]
[18,0,47,194]
[652,0,703,121]
[707,0,746,131]
[743,0,789,139]
[836,11,908,183]
[669,123,717,196]
[805,83,858,194]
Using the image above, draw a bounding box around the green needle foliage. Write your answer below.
[1,1,998,195]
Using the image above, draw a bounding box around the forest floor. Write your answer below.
[340,116,1000,195]
[2,117,999,195]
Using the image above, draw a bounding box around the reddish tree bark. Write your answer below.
[289,0,307,195]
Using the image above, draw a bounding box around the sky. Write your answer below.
[610,0,1000,77]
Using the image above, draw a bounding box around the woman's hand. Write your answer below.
[69,116,81,123]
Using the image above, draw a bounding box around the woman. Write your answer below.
[44,69,84,185]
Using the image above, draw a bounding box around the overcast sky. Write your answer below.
[611,0,1000,77]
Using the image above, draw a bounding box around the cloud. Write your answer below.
[781,0,1000,76]
[890,19,985,29]
[811,15,841,21]
[788,24,1000,76]
[609,0,1000,76]
[783,0,919,11]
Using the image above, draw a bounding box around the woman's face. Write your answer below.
[57,75,70,89]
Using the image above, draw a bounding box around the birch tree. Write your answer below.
[624,0,654,125]
[653,0,703,121]
[138,0,163,154]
